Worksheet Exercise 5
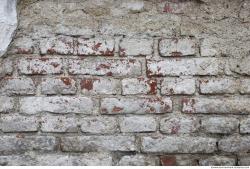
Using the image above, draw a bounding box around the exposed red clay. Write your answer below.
[112,106,124,112]
[160,156,176,166]
[61,77,72,86]
[80,79,93,91]
[148,80,157,94]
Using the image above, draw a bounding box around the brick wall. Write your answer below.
[0,0,250,166]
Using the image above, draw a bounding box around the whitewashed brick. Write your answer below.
[101,97,172,114]
[119,38,153,56]
[41,77,77,95]
[20,96,97,114]
[122,78,157,95]
[120,116,157,132]
[81,77,120,95]
[61,136,136,152]
[159,37,196,56]
[147,58,221,76]
[80,116,118,134]
[160,116,200,134]
[161,78,195,95]
[141,136,217,153]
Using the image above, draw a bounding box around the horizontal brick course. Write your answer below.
[147,58,221,76]
[101,97,172,114]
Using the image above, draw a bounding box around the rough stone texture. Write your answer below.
[199,78,238,94]
[20,97,97,114]
[80,116,118,134]
[147,58,221,76]
[182,98,250,114]
[61,136,136,152]
[41,115,79,133]
[240,79,250,94]
[0,152,112,166]
[218,135,250,153]
[238,156,250,166]
[161,78,195,95]
[41,77,77,95]
[77,38,115,56]
[0,114,38,132]
[120,116,157,132]
[159,37,196,56]
[0,96,15,113]
[101,97,172,114]
[201,117,239,134]
[68,58,141,77]
[199,156,236,166]
[240,118,250,134]
[118,155,159,166]
[0,77,36,96]
[0,136,58,153]
[122,78,157,95]
[0,0,250,166]
[18,58,63,75]
[160,115,200,134]
[0,0,17,57]
[141,136,217,153]
[119,38,153,56]
[81,77,120,95]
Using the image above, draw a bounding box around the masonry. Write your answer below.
[0,0,249,166]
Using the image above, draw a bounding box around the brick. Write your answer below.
[122,78,157,95]
[200,37,219,57]
[41,115,78,132]
[160,116,200,134]
[0,77,36,96]
[161,78,195,95]
[41,77,77,95]
[80,116,118,134]
[10,37,34,54]
[0,136,58,153]
[81,77,120,95]
[201,117,239,134]
[230,57,250,75]
[141,136,217,153]
[0,153,112,166]
[120,116,157,132]
[159,37,196,57]
[77,38,114,56]
[20,96,97,114]
[0,114,38,132]
[0,59,13,79]
[101,97,172,114]
[182,98,250,114]
[239,156,250,166]
[0,155,35,166]
[199,156,236,166]
[218,135,250,153]
[199,78,238,94]
[147,58,221,76]
[40,36,74,55]
[35,152,112,166]
[160,155,199,166]
[119,38,153,56]
[18,58,63,75]
[240,79,250,94]
[118,155,159,166]
[61,136,136,152]
[68,58,141,77]
[0,97,15,113]
[240,118,250,134]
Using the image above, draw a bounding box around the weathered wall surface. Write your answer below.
[0,0,250,166]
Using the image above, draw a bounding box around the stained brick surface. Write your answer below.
[0,0,249,166]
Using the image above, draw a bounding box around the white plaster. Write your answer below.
[0,0,17,57]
